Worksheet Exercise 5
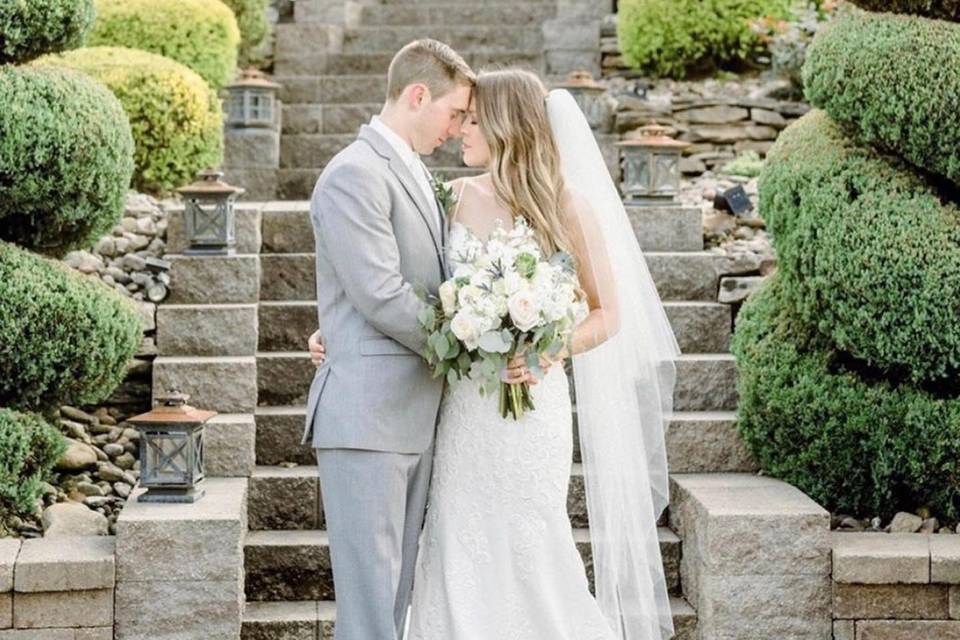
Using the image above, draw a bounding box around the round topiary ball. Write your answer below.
[803,11,960,185]
[0,0,95,65]
[87,0,240,89]
[0,65,134,257]
[732,276,960,520]
[0,241,143,412]
[0,409,66,520]
[848,0,960,21]
[759,109,960,384]
[37,46,224,194]
[221,0,270,64]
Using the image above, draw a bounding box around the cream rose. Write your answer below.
[507,290,541,332]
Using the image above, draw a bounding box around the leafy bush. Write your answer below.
[88,0,240,88]
[0,241,142,412]
[848,0,960,21]
[720,151,765,177]
[0,0,95,65]
[221,0,270,65]
[803,11,960,185]
[733,276,960,520]
[0,65,134,257]
[38,46,224,194]
[759,109,960,384]
[616,0,792,78]
[0,409,66,520]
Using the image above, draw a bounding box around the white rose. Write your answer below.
[502,270,527,296]
[507,290,541,332]
[458,284,484,308]
[450,311,483,350]
[453,264,475,281]
[438,280,458,316]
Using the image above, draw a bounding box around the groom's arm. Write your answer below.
[313,163,429,355]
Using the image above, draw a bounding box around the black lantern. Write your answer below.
[176,168,244,255]
[128,390,216,503]
[616,122,691,204]
[554,70,608,131]
[226,68,281,128]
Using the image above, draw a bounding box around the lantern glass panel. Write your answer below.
[654,154,680,192]
[249,92,273,123]
[143,431,191,485]
[193,430,204,480]
[228,93,245,123]
[187,199,232,246]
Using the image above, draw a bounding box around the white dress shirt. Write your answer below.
[369,116,443,234]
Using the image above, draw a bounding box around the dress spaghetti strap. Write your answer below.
[449,177,469,226]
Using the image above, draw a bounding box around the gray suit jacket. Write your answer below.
[301,125,447,454]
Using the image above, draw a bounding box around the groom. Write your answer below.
[300,39,474,640]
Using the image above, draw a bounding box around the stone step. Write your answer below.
[280,133,463,169]
[358,3,556,26]
[341,25,544,54]
[627,205,703,253]
[257,299,730,355]
[244,526,681,602]
[258,252,722,303]
[282,102,379,136]
[241,596,697,640]
[276,166,481,200]
[153,355,258,413]
[157,303,259,357]
[275,50,545,79]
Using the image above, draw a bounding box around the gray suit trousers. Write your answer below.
[315,445,434,640]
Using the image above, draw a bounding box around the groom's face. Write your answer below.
[410,83,472,156]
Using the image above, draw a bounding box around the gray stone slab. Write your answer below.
[833,583,949,620]
[244,530,333,601]
[260,202,314,254]
[165,205,262,256]
[13,588,113,628]
[152,356,257,414]
[666,411,757,473]
[274,23,343,61]
[627,205,703,252]
[224,128,280,169]
[224,169,279,202]
[0,592,9,629]
[14,537,114,593]
[115,576,243,640]
[0,541,20,593]
[255,407,315,466]
[260,254,316,301]
[855,620,960,639]
[834,620,855,640]
[248,466,322,531]
[204,414,256,477]
[833,533,930,585]
[156,304,258,357]
[645,252,720,302]
[663,302,731,354]
[932,535,960,584]
[259,301,316,352]
[258,352,315,406]
[673,354,738,412]
[242,600,318,640]
[166,254,261,305]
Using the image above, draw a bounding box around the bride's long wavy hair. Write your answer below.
[474,69,575,257]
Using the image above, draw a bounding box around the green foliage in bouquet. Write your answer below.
[0,409,66,521]
[803,11,960,185]
[88,0,240,88]
[847,0,960,21]
[616,0,792,78]
[0,65,134,257]
[0,0,95,65]
[759,109,960,384]
[733,276,960,520]
[38,46,224,194]
[0,241,142,412]
[221,0,270,65]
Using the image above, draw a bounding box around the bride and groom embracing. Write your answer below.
[300,38,681,640]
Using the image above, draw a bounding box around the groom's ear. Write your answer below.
[403,83,430,110]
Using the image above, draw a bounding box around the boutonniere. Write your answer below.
[431,173,458,215]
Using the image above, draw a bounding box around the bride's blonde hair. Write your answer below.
[474,69,574,257]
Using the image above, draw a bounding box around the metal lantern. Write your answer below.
[128,390,216,503]
[554,70,608,131]
[616,122,691,204]
[176,168,244,255]
[226,68,281,128]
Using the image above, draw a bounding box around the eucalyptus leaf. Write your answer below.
[479,330,511,354]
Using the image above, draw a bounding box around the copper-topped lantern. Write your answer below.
[616,122,691,204]
[176,168,244,255]
[226,67,281,128]
[555,70,608,131]
[128,390,217,503]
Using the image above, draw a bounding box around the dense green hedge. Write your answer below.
[0,0,95,65]
[0,66,134,256]
[0,409,66,519]
[759,109,960,384]
[616,0,792,78]
[803,11,960,185]
[38,46,224,194]
[0,241,142,412]
[849,0,960,21]
[733,276,960,520]
[88,0,240,88]
[221,0,270,64]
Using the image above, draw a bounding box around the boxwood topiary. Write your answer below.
[221,0,270,65]
[759,109,960,384]
[848,0,960,21]
[732,275,960,520]
[38,46,224,194]
[0,0,95,65]
[0,241,142,412]
[88,0,240,89]
[0,409,66,520]
[0,65,134,256]
[803,11,960,185]
[616,0,792,78]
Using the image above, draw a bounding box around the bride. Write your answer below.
[404,69,681,640]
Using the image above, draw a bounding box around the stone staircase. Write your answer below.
[273,0,558,200]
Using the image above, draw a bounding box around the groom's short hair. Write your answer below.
[386,39,475,102]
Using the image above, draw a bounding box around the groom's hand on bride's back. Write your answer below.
[308,329,326,367]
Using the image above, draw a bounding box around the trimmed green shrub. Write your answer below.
[221,0,270,65]
[0,0,95,65]
[721,151,765,177]
[0,241,142,412]
[0,409,66,520]
[88,0,240,88]
[0,65,134,257]
[803,11,960,185]
[759,109,960,383]
[38,46,224,194]
[616,0,792,78]
[733,276,960,520]
[849,0,960,21]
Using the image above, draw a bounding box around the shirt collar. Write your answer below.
[370,115,420,170]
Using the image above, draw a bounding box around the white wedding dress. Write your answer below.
[405,208,617,640]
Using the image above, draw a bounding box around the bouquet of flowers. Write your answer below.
[417,216,589,420]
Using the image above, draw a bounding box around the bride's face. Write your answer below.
[460,100,491,168]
